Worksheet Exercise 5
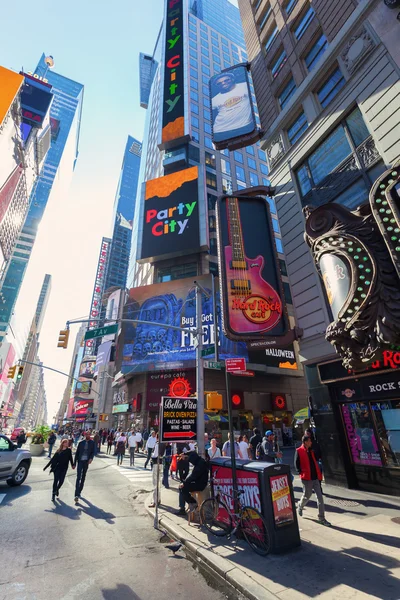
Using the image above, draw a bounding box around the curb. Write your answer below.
[145,501,279,600]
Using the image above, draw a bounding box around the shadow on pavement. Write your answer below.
[102,584,141,599]
[1,484,32,505]
[44,499,80,520]
[322,492,400,511]
[333,524,400,550]
[78,497,115,524]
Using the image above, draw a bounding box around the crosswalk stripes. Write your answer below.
[111,462,154,485]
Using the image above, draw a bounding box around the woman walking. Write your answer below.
[107,431,114,455]
[43,438,74,502]
[208,438,221,460]
[115,432,127,466]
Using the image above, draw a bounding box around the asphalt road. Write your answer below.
[0,450,228,600]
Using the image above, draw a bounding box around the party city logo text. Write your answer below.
[146,201,197,236]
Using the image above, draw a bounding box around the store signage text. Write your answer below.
[85,239,110,355]
[368,380,400,393]
[145,201,196,237]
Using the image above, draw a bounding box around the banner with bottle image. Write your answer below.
[341,403,383,466]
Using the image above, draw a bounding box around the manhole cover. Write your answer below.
[328,499,360,507]
[392,517,400,525]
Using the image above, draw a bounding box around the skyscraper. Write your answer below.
[104,136,142,291]
[116,0,307,433]
[0,54,83,342]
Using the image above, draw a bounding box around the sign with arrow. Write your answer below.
[160,396,197,443]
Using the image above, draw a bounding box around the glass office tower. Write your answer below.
[190,0,245,46]
[0,54,83,341]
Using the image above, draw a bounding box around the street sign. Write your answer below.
[225,358,246,372]
[231,370,255,377]
[84,323,118,341]
[160,396,197,442]
[204,360,223,370]
[201,346,214,357]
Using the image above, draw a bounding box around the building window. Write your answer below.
[213,64,220,74]
[157,263,197,283]
[190,48,197,59]
[205,151,216,169]
[191,130,200,143]
[304,34,328,72]
[200,22,207,32]
[259,5,273,32]
[190,90,198,102]
[189,24,197,35]
[278,77,296,109]
[202,85,209,95]
[316,67,345,108]
[221,158,231,175]
[191,115,199,128]
[267,196,276,214]
[202,56,210,66]
[201,38,208,48]
[200,30,208,41]
[223,53,231,64]
[203,97,209,107]
[208,193,217,211]
[189,39,197,50]
[190,58,198,69]
[204,108,211,121]
[234,151,243,163]
[250,172,259,186]
[287,111,308,145]
[254,0,262,11]
[275,238,284,253]
[206,170,217,190]
[222,177,232,193]
[246,146,255,155]
[258,149,267,162]
[284,0,297,14]
[213,54,221,64]
[294,6,315,40]
[190,102,199,115]
[204,122,212,134]
[271,50,287,79]
[190,78,198,90]
[201,47,209,57]
[236,165,246,183]
[202,75,209,85]
[265,25,279,51]
[271,218,280,233]
[202,65,211,77]
[248,157,257,170]
[205,135,214,149]
[260,163,269,176]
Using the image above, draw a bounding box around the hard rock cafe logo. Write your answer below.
[342,388,356,398]
[231,295,282,325]
[168,377,191,398]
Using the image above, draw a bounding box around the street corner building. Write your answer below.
[237,0,400,494]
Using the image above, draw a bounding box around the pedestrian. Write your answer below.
[73,430,95,504]
[295,434,331,527]
[106,431,114,455]
[256,430,282,462]
[127,430,137,466]
[16,429,26,448]
[249,427,262,460]
[149,434,161,508]
[239,435,250,459]
[115,431,127,466]
[222,433,243,458]
[162,443,173,489]
[47,430,57,458]
[144,430,157,469]
[135,430,143,453]
[177,452,190,482]
[93,431,100,456]
[44,438,74,502]
[208,438,221,460]
[102,429,108,445]
[176,452,209,516]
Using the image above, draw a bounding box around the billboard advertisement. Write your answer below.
[84,237,111,355]
[94,340,113,376]
[20,76,53,128]
[161,0,188,149]
[216,195,289,342]
[269,474,295,527]
[79,359,96,380]
[73,399,93,417]
[119,275,247,375]
[319,254,351,320]
[0,66,24,126]
[138,166,207,262]
[75,381,92,395]
[146,370,196,411]
[209,64,259,151]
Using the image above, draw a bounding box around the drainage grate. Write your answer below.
[328,499,360,507]
[392,517,400,525]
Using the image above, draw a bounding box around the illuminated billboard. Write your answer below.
[73,399,93,417]
[137,166,208,262]
[20,75,53,128]
[79,359,96,380]
[216,195,289,342]
[160,0,188,149]
[0,66,24,126]
[119,275,247,374]
[209,64,259,151]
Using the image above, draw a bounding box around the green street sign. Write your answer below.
[201,346,215,357]
[84,323,118,341]
[204,360,223,370]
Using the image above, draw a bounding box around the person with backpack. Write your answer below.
[256,430,282,462]
[47,431,57,458]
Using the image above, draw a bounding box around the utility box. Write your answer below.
[210,457,301,554]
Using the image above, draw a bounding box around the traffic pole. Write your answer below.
[225,367,239,512]
[195,283,205,457]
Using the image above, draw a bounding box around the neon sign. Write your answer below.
[84,238,111,355]
[161,0,186,148]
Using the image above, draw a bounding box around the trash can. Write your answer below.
[210,457,301,554]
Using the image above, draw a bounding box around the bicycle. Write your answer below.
[200,469,271,556]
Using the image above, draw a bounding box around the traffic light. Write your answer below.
[7,366,16,379]
[206,392,223,411]
[16,366,24,381]
[57,329,70,349]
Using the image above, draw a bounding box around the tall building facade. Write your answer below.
[116,0,308,435]
[0,54,83,342]
[104,136,142,291]
[238,0,400,495]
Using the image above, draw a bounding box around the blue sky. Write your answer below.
[1,0,238,421]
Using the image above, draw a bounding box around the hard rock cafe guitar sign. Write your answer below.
[216,195,290,342]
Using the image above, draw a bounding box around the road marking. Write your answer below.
[0,493,6,505]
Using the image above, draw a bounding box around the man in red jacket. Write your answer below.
[295,435,331,527]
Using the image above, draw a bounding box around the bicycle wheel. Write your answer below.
[240,506,271,556]
[200,497,233,537]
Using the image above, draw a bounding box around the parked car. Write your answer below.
[10,428,25,442]
[0,434,32,486]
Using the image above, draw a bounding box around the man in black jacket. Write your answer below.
[73,431,95,504]
[249,428,262,460]
[177,452,208,516]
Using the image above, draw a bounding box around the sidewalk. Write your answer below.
[146,475,400,600]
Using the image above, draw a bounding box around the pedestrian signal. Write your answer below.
[16,366,24,380]
[206,392,223,410]
[7,366,16,379]
[57,329,70,349]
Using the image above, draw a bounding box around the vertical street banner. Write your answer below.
[216,195,290,342]
[160,395,197,442]
[161,0,187,148]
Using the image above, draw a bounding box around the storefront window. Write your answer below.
[371,401,400,467]
[341,403,382,467]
